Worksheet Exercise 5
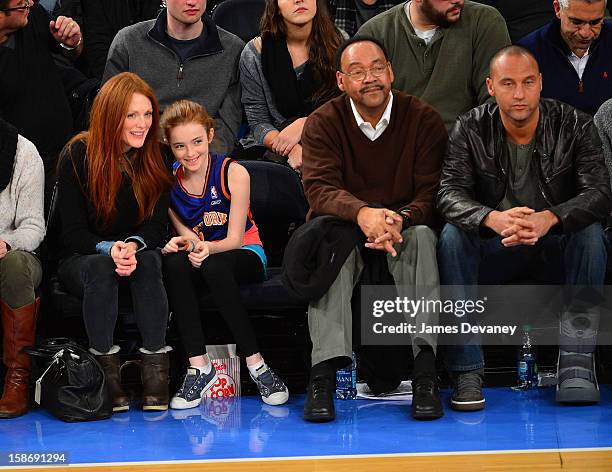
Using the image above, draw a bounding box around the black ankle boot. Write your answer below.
[141,353,169,411]
[96,352,129,413]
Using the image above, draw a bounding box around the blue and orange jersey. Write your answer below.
[170,154,266,266]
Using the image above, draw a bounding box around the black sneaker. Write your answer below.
[450,372,485,411]
[412,376,444,420]
[170,365,217,410]
[249,364,289,406]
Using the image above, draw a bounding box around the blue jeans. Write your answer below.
[437,222,607,372]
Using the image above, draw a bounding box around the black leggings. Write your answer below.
[163,249,264,358]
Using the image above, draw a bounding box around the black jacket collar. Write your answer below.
[148,9,223,59]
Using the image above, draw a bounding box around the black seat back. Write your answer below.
[212,0,266,43]
[240,160,308,267]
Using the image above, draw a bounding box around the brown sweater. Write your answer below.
[302,91,447,226]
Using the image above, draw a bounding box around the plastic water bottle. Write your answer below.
[336,352,357,400]
[514,325,538,390]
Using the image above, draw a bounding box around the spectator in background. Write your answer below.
[0,0,82,197]
[81,0,160,79]
[56,73,173,413]
[519,0,612,116]
[103,0,244,156]
[239,0,343,171]
[357,0,510,129]
[473,0,555,43]
[0,118,45,419]
[329,0,402,37]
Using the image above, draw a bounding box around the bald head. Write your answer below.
[489,46,539,79]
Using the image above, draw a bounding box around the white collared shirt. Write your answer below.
[568,50,590,79]
[350,92,394,141]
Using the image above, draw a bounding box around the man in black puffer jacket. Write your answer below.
[437,46,610,411]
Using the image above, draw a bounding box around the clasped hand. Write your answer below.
[483,207,559,247]
[358,207,404,257]
[110,241,138,276]
[162,236,210,268]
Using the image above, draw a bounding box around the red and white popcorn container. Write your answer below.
[203,344,241,398]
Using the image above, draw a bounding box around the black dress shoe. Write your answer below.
[411,376,444,420]
[303,375,335,422]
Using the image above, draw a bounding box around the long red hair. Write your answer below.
[66,72,172,228]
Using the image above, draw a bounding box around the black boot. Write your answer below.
[96,352,129,413]
[141,353,169,411]
[303,362,335,422]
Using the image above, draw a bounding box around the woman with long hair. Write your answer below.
[239,0,343,171]
[56,72,174,413]
[160,100,289,409]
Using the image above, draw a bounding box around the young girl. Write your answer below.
[57,72,174,412]
[160,100,289,409]
[239,0,343,171]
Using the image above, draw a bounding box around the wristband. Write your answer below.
[399,208,413,231]
[60,35,82,51]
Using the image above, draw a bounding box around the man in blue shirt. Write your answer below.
[519,0,612,116]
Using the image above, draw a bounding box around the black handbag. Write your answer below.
[25,338,113,422]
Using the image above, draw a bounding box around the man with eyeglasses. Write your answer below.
[0,0,83,203]
[519,0,612,116]
[299,37,447,423]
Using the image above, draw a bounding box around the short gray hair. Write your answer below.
[558,0,606,9]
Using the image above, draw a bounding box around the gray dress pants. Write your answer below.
[308,225,439,366]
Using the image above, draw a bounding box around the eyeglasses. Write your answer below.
[1,0,32,12]
[340,63,389,82]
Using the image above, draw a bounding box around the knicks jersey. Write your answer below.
[170,154,265,265]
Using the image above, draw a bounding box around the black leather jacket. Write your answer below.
[437,99,611,234]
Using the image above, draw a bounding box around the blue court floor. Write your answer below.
[0,386,610,467]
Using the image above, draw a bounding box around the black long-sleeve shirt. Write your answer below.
[0,5,72,164]
[81,0,160,78]
[57,140,169,258]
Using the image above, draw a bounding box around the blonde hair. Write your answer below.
[159,100,215,143]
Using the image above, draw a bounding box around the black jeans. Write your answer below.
[163,249,264,358]
[57,250,169,353]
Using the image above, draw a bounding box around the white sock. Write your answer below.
[192,362,213,376]
[90,345,120,355]
[247,359,266,377]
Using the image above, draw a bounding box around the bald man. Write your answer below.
[436,45,610,409]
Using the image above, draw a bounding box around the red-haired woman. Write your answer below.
[56,72,173,413]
